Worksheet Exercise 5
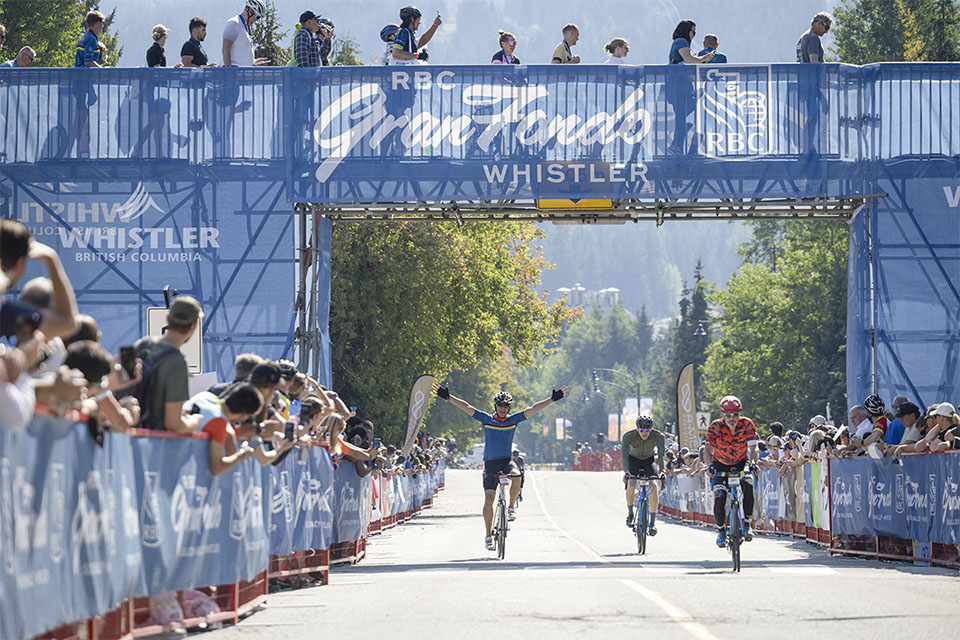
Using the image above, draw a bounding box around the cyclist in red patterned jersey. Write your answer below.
[703,395,758,548]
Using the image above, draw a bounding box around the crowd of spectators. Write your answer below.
[0,7,834,70]
[1,219,448,478]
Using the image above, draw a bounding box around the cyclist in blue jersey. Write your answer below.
[392,6,442,63]
[435,382,568,550]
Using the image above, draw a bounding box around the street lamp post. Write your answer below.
[590,368,643,441]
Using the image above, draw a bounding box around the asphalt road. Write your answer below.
[215,469,959,640]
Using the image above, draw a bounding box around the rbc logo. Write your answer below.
[697,67,771,158]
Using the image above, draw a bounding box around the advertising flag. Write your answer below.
[676,362,698,450]
[401,375,434,457]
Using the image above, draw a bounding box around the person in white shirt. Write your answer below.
[222,0,269,66]
[604,37,629,64]
[380,23,399,65]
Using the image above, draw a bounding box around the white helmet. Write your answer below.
[245,0,266,20]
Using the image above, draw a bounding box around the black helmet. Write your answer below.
[636,416,654,429]
[380,23,400,42]
[493,391,513,406]
[399,5,422,21]
[863,394,885,416]
[318,17,334,32]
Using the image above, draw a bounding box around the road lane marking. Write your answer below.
[523,564,587,571]
[765,565,836,575]
[618,579,722,640]
[530,473,722,640]
[641,564,709,573]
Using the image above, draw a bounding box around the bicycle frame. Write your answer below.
[493,473,510,559]
[628,475,656,554]
[715,470,747,572]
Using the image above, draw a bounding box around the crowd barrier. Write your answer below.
[571,449,619,471]
[0,415,445,640]
[655,453,960,567]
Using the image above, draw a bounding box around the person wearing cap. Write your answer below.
[808,414,827,432]
[760,435,782,466]
[248,361,282,425]
[133,296,205,432]
[883,401,919,448]
[294,11,323,67]
[922,402,959,453]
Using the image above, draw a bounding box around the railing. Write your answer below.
[2,64,958,169]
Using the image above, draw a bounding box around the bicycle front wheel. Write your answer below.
[637,500,648,555]
[730,505,741,572]
[497,500,507,560]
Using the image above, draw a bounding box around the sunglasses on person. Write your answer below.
[505,40,516,47]
[722,412,740,418]
[639,428,651,434]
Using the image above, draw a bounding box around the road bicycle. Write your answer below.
[716,470,748,572]
[491,473,510,559]
[628,475,658,554]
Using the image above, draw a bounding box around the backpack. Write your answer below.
[118,340,180,428]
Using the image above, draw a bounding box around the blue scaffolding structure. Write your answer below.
[1,64,957,405]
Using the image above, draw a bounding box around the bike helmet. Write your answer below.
[276,359,297,380]
[636,416,654,430]
[399,5,422,21]
[493,391,513,406]
[318,17,334,32]
[719,395,743,414]
[863,394,885,416]
[245,0,266,20]
[380,23,400,42]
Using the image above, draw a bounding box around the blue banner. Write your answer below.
[332,463,370,543]
[291,448,335,552]
[268,452,296,557]
[132,437,269,596]
[0,417,141,640]
[760,467,782,521]
[830,454,960,544]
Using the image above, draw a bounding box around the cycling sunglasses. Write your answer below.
[639,428,652,433]
[721,412,740,418]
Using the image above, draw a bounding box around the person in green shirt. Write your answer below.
[621,415,665,535]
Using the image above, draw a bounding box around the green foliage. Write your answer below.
[251,0,289,66]
[330,221,574,445]
[331,34,363,66]
[832,0,960,62]
[0,0,85,67]
[701,221,849,431]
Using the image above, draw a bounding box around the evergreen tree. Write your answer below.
[832,0,911,63]
[0,0,85,67]
[331,34,364,65]
[251,0,288,66]
[913,0,960,60]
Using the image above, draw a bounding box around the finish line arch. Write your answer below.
[1,64,957,406]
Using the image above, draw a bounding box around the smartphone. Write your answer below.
[119,346,136,380]
[284,421,295,442]
[373,438,382,449]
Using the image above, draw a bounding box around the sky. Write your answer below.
[106,0,836,67]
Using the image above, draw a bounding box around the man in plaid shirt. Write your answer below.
[294,11,322,67]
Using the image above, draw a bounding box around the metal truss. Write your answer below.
[299,194,885,226]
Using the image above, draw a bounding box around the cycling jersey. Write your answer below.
[552,41,572,63]
[706,417,758,465]
[492,50,520,64]
[394,26,418,54]
[473,409,527,460]
[621,428,665,471]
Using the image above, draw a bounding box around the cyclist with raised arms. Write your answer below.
[434,382,568,551]
[703,395,759,547]
[622,416,665,535]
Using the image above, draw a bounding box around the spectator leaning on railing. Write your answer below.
[1,46,35,68]
[75,10,108,69]
[294,11,323,67]
[130,296,204,433]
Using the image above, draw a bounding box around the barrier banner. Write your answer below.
[804,464,815,528]
[268,452,296,557]
[132,437,269,596]
[760,467,782,522]
[0,419,142,640]
[292,447,335,552]
[332,462,371,543]
[830,454,960,544]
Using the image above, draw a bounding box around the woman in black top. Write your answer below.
[491,30,520,64]
[146,24,167,67]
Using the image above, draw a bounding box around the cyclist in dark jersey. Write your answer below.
[435,382,568,551]
[621,416,666,535]
[392,6,442,63]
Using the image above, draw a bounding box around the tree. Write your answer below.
[330,221,575,445]
[251,0,288,66]
[331,34,363,66]
[0,0,85,67]
[85,0,121,67]
[701,221,849,430]
[831,0,960,63]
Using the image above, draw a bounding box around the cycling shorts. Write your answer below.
[483,458,520,491]
[627,455,657,478]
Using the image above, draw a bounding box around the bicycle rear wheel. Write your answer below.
[729,505,741,572]
[637,500,648,555]
[497,499,507,560]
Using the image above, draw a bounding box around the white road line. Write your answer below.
[641,564,709,573]
[765,565,836,575]
[530,473,722,640]
[523,564,587,571]
[618,579,722,640]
